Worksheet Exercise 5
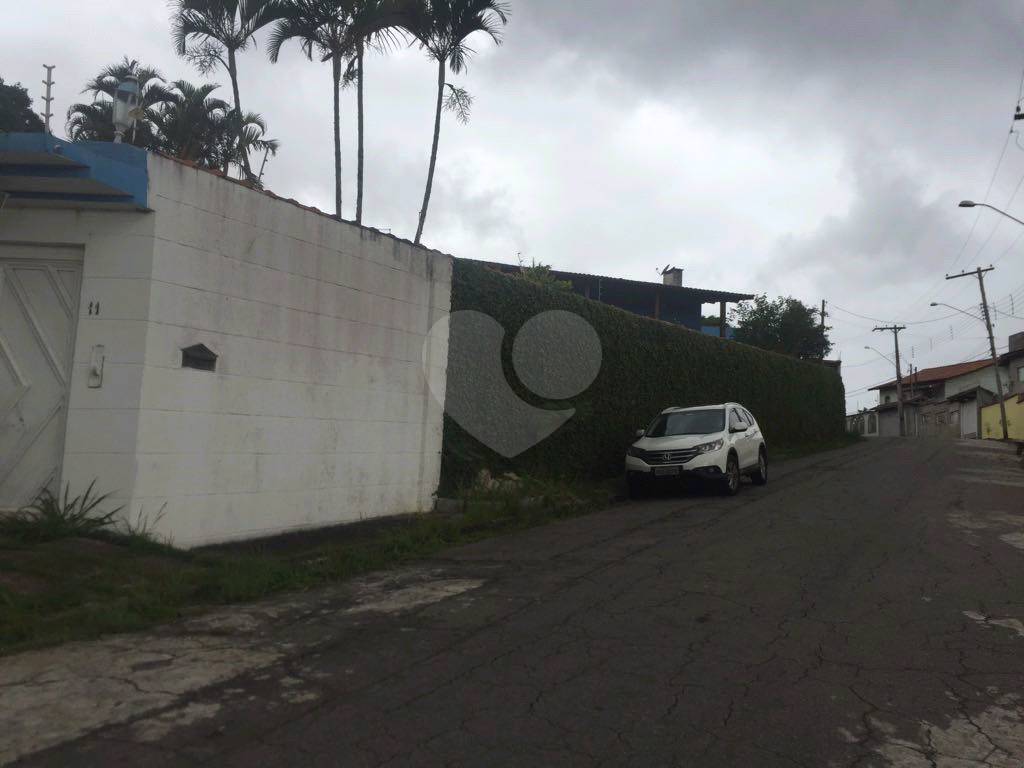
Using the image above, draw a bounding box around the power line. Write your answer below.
[902,64,1024,313]
[829,302,971,327]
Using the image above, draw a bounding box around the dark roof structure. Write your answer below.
[479,260,754,332]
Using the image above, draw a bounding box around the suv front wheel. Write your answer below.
[722,453,741,496]
[751,448,768,486]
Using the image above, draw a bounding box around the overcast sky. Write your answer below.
[6,0,1024,413]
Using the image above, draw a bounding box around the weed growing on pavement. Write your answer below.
[0,481,124,543]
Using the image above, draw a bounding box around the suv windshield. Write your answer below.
[646,408,725,437]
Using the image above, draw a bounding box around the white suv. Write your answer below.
[625,402,767,496]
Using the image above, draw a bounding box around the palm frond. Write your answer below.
[443,83,472,124]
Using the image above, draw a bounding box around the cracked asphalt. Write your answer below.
[4,437,1024,767]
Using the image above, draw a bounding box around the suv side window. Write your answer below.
[729,408,746,430]
[741,408,756,427]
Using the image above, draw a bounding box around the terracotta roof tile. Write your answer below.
[868,358,994,391]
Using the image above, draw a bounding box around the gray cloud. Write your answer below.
[5,0,1024,412]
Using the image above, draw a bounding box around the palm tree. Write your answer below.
[403,0,508,244]
[217,110,280,181]
[348,0,407,224]
[171,0,283,180]
[268,0,355,219]
[66,58,170,146]
[152,80,232,165]
[268,0,405,222]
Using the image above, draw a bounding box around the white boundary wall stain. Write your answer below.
[0,154,452,546]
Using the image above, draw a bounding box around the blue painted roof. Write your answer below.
[0,133,148,209]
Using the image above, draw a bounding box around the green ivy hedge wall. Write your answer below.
[439,259,846,487]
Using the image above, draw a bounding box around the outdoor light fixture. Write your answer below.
[112,76,140,144]
[958,200,1024,227]
[930,301,981,320]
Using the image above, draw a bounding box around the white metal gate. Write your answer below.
[0,245,82,509]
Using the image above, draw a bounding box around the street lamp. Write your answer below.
[930,299,1008,440]
[863,345,894,364]
[112,76,140,144]
[958,200,1024,228]
[929,301,981,321]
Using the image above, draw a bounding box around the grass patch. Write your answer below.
[0,476,619,656]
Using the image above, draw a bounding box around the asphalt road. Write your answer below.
[9,438,1024,767]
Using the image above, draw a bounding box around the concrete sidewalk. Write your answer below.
[1,566,488,766]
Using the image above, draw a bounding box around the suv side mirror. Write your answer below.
[730,424,748,433]
[635,429,645,438]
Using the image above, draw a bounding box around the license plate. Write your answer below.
[653,466,680,476]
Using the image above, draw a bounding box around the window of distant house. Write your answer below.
[867,414,877,433]
[1018,364,1024,384]
[937,413,945,425]
[884,395,891,403]
[950,411,959,425]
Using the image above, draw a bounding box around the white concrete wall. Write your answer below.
[130,156,451,546]
[0,207,157,503]
[4,155,452,547]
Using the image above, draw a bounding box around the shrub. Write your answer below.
[440,259,845,487]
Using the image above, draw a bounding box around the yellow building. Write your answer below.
[980,394,1024,440]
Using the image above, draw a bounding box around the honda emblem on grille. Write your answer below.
[662,453,671,461]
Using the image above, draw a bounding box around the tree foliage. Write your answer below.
[268,0,406,220]
[66,59,169,146]
[517,258,571,291]
[0,78,45,132]
[171,0,283,181]
[729,295,832,360]
[403,0,510,243]
[66,59,277,179]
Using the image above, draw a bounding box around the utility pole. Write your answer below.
[946,266,1008,440]
[41,65,55,135]
[819,300,828,359]
[907,364,916,436]
[874,325,906,436]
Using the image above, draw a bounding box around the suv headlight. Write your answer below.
[695,438,724,454]
[626,445,645,457]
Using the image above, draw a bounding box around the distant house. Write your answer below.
[979,331,1024,439]
[998,331,1024,395]
[484,263,754,335]
[857,356,1011,439]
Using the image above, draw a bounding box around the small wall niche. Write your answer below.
[181,343,217,371]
